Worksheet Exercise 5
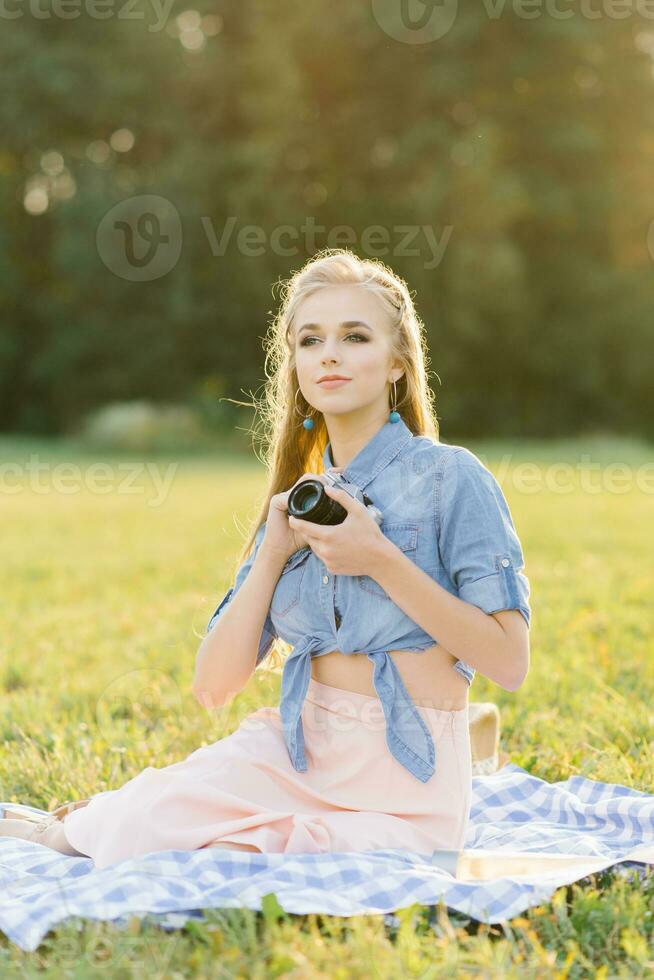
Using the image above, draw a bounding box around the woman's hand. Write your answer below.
[263,469,343,563]
[287,482,386,576]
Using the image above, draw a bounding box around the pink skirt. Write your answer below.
[63,678,473,869]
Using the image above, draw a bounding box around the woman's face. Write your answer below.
[292,284,403,421]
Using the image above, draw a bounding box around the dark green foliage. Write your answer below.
[2,2,653,439]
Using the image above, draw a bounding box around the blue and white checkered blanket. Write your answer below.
[1,763,653,952]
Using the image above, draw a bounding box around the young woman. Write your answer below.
[1,249,531,867]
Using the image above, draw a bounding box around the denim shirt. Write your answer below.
[206,418,531,783]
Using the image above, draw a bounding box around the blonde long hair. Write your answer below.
[227,247,440,668]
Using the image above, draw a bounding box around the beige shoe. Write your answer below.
[468,702,501,776]
[2,800,91,829]
[50,799,91,821]
[3,799,91,823]
[2,806,45,825]
[0,813,86,855]
[1,813,59,842]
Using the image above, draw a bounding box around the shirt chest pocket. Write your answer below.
[358,522,419,600]
[271,547,311,615]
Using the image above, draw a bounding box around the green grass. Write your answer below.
[1,433,653,976]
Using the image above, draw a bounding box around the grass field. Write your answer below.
[1,433,653,976]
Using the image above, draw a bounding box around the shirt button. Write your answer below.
[322,574,329,584]
[501,558,510,567]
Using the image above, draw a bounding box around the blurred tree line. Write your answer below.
[1,0,654,439]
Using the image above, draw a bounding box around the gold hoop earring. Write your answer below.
[295,387,315,430]
[389,378,401,423]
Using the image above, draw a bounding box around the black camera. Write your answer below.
[286,472,383,526]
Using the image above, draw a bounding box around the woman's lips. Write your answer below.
[317,378,351,389]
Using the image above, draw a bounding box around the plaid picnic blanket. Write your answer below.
[1,763,653,952]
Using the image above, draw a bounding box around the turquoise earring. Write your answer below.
[295,386,315,429]
[389,378,401,423]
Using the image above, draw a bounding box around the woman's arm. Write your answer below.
[193,542,287,709]
[194,470,328,709]
[366,447,531,689]
[367,540,529,690]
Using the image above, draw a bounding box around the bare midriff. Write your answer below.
[310,641,469,711]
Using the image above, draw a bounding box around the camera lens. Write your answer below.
[287,478,347,525]
[294,486,321,513]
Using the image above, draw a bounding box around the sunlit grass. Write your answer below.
[1,433,653,974]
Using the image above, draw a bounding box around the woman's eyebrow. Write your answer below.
[296,321,373,336]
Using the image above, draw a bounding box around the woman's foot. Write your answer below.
[469,702,501,775]
[0,815,86,856]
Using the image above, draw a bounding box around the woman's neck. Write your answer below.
[326,415,387,469]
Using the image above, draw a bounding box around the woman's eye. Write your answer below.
[300,333,367,347]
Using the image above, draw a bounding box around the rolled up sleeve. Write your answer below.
[206,521,278,665]
[436,448,531,628]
